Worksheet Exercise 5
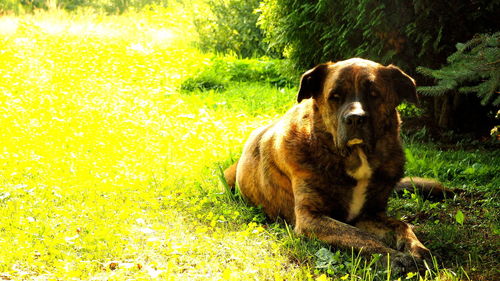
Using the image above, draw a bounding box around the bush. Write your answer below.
[194,0,275,58]
[0,0,169,14]
[224,59,293,87]
[0,0,22,13]
[94,0,169,14]
[258,0,387,69]
[181,65,230,92]
[258,0,498,71]
[397,103,424,119]
[180,57,294,92]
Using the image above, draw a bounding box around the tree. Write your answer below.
[417,33,499,133]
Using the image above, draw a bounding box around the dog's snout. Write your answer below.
[345,113,367,127]
[343,102,368,128]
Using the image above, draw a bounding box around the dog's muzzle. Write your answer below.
[342,102,370,146]
[344,112,368,146]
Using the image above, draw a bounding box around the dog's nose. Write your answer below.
[344,112,367,127]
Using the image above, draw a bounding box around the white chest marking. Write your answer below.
[346,147,372,222]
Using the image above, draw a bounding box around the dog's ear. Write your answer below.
[297,64,329,103]
[385,65,418,104]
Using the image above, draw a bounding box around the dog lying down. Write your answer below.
[224,58,456,274]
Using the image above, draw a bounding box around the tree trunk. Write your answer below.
[431,92,495,137]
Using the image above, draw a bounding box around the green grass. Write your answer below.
[393,142,500,279]
[0,7,498,281]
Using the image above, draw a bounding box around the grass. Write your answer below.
[0,6,498,281]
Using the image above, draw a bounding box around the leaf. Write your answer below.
[315,248,342,270]
[406,271,417,279]
[404,149,415,164]
[455,210,465,225]
[463,167,475,174]
[315,248,334,261]
[315,274,329,281]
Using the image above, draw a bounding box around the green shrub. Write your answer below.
[258,0,498,71]
[258,0,386,69]
[397,103,424,119]
[181,66,230,92]
[194,0,274,58]
[95,0,169,14]
[0,0,169,13]
[225,59,294,87]
[0,0,22,13]
[180,57,295,92]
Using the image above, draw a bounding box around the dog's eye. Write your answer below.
[370,87,382,98]
[329,93,341,101]
[366,81,378,98]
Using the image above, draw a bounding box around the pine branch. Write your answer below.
[416,32,500,107]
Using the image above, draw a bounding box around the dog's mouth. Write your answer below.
[336,127,372,155]
[343,137,371,156]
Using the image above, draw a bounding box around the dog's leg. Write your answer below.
[292,177,430,273]
[293,185,422,273]
[294,206,423,273]
[294,210,393,254]
[354,213,431,261]
[292,179,391,254]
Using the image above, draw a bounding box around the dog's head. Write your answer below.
[297,58,417,152]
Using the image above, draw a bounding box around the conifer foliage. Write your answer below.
[417,33,500,107]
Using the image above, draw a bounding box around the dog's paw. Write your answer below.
[409,243,432,262]
[380,252,427,276]
[397,238,432,263]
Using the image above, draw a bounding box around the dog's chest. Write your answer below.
[345,147,372,221]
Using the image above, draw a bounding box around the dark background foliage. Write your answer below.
[258,0,499,136]
[259,0,498,71]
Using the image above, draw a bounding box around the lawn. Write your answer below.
[0,6,498,281]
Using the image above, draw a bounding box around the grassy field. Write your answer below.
[0,7,498,281]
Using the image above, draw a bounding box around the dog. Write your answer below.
[224,58,455,273]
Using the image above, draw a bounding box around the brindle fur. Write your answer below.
[224,58,452,273]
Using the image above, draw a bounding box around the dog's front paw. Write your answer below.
[380,252,427,276]
[409,243,432,262]
[397,238,432,263]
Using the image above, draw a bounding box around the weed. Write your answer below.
[397,102,424,119]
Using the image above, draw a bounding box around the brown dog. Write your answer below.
[224,58,451,273]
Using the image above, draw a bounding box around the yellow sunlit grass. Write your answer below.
[0,7,305,280]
